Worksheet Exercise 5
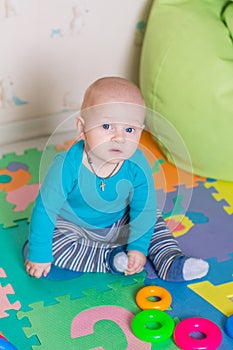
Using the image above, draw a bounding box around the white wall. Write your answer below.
[0,0,152,144]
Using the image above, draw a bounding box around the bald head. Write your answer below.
[81,77,145,110]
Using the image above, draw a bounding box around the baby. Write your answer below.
[25,77,209,281]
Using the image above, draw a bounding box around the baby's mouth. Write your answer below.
[109,148,123,154]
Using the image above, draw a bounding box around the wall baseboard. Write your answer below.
[0,111,77,146]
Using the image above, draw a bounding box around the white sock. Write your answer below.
[113,252,128,272]
[183,258,209,281]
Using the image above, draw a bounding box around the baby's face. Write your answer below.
[82,103,145,164]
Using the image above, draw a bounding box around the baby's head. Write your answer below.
[79,77,145,133]
[77,77,146,163]
[81,76,145,110]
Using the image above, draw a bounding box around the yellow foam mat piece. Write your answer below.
[205,180,233,215]
[188,280,233,317]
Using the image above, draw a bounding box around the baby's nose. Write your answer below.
[111,127,125,142]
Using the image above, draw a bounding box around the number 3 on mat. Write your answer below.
[71,305,151,349]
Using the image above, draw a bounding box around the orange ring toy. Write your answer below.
[136,285,172,311]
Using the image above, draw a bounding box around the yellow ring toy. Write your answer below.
[136,285,172,311]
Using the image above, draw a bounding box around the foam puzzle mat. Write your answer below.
[0,131,233,349]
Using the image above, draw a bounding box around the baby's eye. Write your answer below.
[102,124,112,130]
[125,127,135,133]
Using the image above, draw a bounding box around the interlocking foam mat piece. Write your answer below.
[0,131,233,349]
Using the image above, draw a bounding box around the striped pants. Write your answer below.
[52,210,184,279]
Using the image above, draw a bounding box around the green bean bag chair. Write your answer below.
[140,0,233,181]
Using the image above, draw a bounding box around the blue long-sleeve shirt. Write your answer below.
[28,140,157,263]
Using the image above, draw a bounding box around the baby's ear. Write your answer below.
[76,116,85,139]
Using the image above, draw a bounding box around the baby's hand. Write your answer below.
[25,260,51,278]
[125,250,146,275]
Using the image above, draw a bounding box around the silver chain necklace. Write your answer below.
[86,152,119,191]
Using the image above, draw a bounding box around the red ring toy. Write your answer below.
[174,317,222,349]
[135,285,172,311]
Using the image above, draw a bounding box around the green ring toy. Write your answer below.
[131,309,175,343]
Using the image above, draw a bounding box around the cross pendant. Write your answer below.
[100,180,105,191]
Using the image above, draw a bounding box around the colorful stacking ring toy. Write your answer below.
[225,314,233,338]
[135,285,172,311]
[174,317,222,349]
[131,309,175,343]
